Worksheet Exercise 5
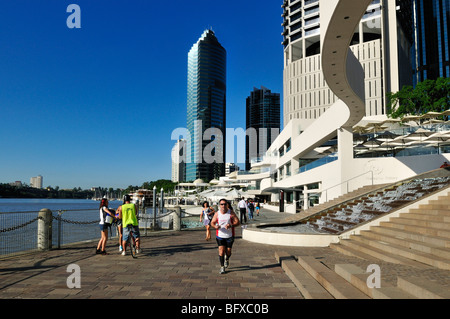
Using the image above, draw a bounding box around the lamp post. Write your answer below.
[153,186,156,230]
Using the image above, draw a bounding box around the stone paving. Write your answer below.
[0,209,302,300]
[1,208,449,302]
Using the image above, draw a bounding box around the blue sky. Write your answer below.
[0,0,283,189]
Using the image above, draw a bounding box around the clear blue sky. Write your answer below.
[0,0,283,189]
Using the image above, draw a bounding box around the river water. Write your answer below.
[0,198,201,256]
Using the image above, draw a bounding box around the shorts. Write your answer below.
[216,236,234,248]
[99,224,109,231]
[123,225,140,242]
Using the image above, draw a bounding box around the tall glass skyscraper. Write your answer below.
[413,0,450,84]
[186,30,226,182]
[245,86,280,170]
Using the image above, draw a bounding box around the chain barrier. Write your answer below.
[0,216,44,233]
[0,208,181,234]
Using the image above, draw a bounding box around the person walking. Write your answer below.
[255,201,260,216]
[211,199,240,274]
[247,199,254,220]
[200,201,214,240]
[238,197,247,224]
[119,195,141,255]
[115,204,123,252]
[96,198,115,255]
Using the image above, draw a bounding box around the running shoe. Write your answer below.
[220,267,225,274]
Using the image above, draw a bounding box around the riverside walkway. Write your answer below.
[0,207,448,302]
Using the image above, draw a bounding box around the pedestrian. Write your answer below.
[255,200,260,216]
[119,194,141,255]
[200,201,214,240]
[211,198,240,274]
[96,198,115,255]
[238,197,247,224]
[247,199,254,220]
[115,204,123,252]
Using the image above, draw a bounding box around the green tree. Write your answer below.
[140,180,176,193]
[387,77,450,118]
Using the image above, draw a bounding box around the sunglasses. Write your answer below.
[219,203,227,206]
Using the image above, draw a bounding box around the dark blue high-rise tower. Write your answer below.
[186,30,226,182]
[413,0,450,84]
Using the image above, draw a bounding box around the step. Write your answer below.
[380,220,450,239]
[397,276,450,299]
[408,208,450,216]
[329,242,380,262]
[428,198,450,205]
[370,226,450,249]
[399,212,450,223]
[418,203,450,210]
[351,235,450,270]
[275,252,333,299]
[359,229,450,259]
[387,217,450,231]
[334,264,416,299]
[336,238,429,268]
[296,256,370,299]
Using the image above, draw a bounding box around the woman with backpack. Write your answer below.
[96,198,115,255]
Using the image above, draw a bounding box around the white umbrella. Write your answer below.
[424,131,450,143]
[401,115,421,122]
[407,128,433,141]
[421,111,443,119]
[364,122,388,133]
[375,131,399,142]
[390,135,416,147]
[381,118,401,124]
[423,119,444,125]
[363,138,382,148]
[353,125,368,134]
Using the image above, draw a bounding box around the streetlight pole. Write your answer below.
[153,186,156,230]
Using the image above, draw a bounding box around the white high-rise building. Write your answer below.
[171,139,186,183]
[30,175,43,189]
[282,0,413,130]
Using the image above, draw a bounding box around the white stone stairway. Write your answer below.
[330,190,450,270]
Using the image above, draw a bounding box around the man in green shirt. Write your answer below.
[118,195,141,255]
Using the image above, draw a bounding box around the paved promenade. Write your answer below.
[0,208,299,300]
[1,207,448,304]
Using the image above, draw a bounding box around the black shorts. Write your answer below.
[216,236,234,248]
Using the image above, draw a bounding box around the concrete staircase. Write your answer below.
[276,251,450,299]
[330,190,450,271]
[275,175,450,299]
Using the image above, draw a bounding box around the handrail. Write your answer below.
[322,170,374,202]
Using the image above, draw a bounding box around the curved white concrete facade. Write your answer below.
[320,0,372,128]
[243,0,374,244]
[254,0,373,192]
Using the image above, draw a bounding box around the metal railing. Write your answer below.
[322,170,374,203]
[0,206,184,258]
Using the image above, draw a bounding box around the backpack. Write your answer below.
[103,207,114,225]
